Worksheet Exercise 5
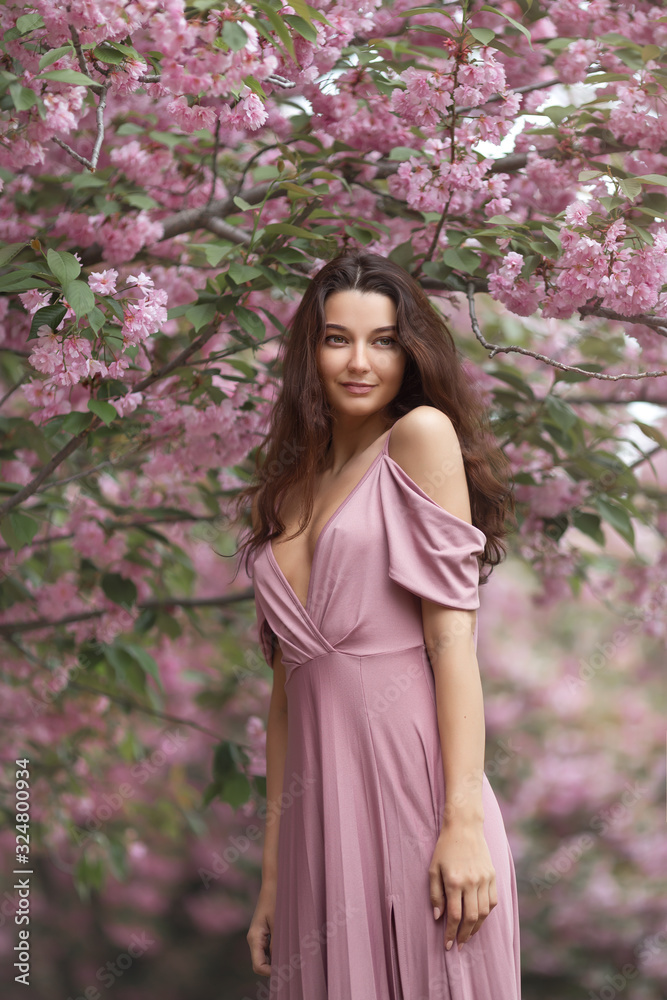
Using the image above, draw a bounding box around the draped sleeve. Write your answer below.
[379,454,486,610]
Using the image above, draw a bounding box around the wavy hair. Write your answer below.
[232,250,515,584]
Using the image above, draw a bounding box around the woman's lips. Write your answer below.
[341,383,375,394]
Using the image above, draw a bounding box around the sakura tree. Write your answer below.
[0,0,665,996]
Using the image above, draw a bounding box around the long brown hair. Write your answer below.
[232,250,515,584]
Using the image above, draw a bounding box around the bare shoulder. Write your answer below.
[388,405,462,465]
[387,406,471,519]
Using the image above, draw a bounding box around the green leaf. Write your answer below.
[9,84,38,111]
[633,420,667,449]
[92,43,126,65]
[0,512,40,552]
[288,0,322,25]
[544,396,578,430]
[87,306,107,333]
[185,302,217,331]
[38,45,75,70]
[541,226,562,250]
[233,306,265,340]
[87,398,118,425]
[619,177,642,201]
[199,243,232,267]
[118,641,163,689]
[233,195,257,212]
[480,5,533,48]
[637,174,667,187]
[15,12,44,33]
[226,359,257,378]
[123,192,159,209]
[491,369,535,399]
[0,273,51,294]
[29,304,67,340]
[63,280,95,318]
[442,247,481,274]
[39,69,99,87]
[47,249,81,284]
[594,497,635,546]
[228,262,264,283]
[284,13,318,42]
[253,1,297,61]
[262,222,322,240]
[61,411,94,434]
[102,573,138,607]
[388,146,421,161]
[242,73,267,98]
[220,772,252,808]
[572,511,605,546]
[0,242,29,267]
[578,169,601,182]
[222,20,249,51]
[469,27,495,45]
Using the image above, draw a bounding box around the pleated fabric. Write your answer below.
[248,427,521,999]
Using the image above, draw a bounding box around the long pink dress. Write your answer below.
[248,426,521,1000]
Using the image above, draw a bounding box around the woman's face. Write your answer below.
[317,290,407,419]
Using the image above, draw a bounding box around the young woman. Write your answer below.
[237,251,521,999]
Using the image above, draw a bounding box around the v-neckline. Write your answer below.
[267,429,392,617]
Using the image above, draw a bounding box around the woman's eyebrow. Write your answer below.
[324,323,397,333]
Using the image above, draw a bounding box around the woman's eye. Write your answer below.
[325,335,396,345]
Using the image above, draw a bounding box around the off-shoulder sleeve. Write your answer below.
[380,455,486,610]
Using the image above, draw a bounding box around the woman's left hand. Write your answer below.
[428,822,498,952]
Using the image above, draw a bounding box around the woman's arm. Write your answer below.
[262,641,289,885]
[250,494,290,885]
[247,640,289,976]
[424,603,485,827]
[247,496,290,975]
[388,406,497,951]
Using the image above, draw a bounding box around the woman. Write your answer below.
[236,250,521,999]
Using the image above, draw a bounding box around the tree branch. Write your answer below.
[0,512,225,556]
[203,216,252,245]
[3,636,229,743]
[0,589,254,636]
[467,283,667,381]
[0,294,268,518]
[578,305,667,337]
[453,77,561,117]
[51,82,110,171]
[67,680,227,741]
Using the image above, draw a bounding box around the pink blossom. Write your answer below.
[554,39,598,84]
[488,252,541,316]
[166,96,218,134]
[564,201,592,227]
[112,391,144,416]
[126,272,155,293]
[121,287,168,347]
[220,93,268,132]
[89,269,119,295]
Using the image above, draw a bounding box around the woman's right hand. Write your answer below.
[247,881,277,976]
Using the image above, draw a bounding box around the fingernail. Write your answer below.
[446,939,453,951]
[433,907,441,920]
[458,942,463,951]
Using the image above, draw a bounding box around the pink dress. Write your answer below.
[248,427,521,1000]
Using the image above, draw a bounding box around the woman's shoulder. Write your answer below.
[386,406,471,525]
[388,406,461,462]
